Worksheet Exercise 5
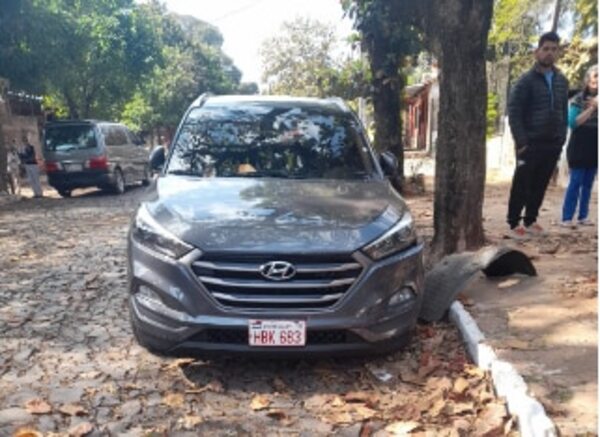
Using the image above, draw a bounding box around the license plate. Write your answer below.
[248,320,306,347]
[65,163,82,172]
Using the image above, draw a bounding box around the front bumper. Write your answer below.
[127,236,424,357]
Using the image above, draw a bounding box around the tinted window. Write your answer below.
[167,103,376,180]
[103,125,128,146]
[44,125,97,151]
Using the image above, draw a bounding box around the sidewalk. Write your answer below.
[408,180,598,435]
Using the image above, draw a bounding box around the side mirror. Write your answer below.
[149,146,165,173]
[379,151,398,178]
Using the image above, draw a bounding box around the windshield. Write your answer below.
[45,125,97,152]
[166,103,377,180]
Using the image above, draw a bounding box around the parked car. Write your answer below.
[128,95,424,357]
[43,120,151,197]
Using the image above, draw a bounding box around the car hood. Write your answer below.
[144,176,408,254]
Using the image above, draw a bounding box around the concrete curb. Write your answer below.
[449,301,557,437]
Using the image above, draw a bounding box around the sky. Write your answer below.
[162,0,355,85]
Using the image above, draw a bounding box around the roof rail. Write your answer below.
[324,96,350,112]
[190,92,214,108]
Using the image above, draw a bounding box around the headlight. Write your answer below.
[132,205,192,259]
[363,211,417,260]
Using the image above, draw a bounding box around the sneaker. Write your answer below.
[525,222,547,236]
[578,218,594,226]
[559,220,576,228]
[509,226,530,241]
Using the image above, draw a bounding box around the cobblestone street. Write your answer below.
[0,187,511,436]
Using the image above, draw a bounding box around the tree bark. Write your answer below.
[366,32,404,188]
[420,0,494,257]
[0,98,8,193]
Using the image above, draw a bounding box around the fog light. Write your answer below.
[137,285,162,304]
[389,287,415,306]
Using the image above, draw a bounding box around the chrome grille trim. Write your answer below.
[191,253,364,310]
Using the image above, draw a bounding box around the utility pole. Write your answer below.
[551,0,562,32]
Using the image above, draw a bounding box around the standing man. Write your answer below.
[18,135,43,198]
[507,31,569,240]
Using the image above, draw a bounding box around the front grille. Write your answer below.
[190,329,363,345]
[191,253,363,310]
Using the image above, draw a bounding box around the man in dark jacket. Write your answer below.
[506,31,569,240]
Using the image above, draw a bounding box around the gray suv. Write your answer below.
[43,120,150,197]
[128,95,424,356]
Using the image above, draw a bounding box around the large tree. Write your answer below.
[415,0,494,257]
[343,0,420,188]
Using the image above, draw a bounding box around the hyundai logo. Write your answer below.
[260,261,297,281]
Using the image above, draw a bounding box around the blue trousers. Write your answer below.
[562,168,597,221]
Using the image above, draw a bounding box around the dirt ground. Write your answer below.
[406,177,598,436]
[0,182,517,436]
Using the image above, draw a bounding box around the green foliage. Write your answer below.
[560,36,598,87]
[573,0,598,37]
[0,0,243,132]
[260,17,339,97]
[487,92,499,138]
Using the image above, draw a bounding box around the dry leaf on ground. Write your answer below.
[59,403,87,416]
[453,377,469,394]
[163,393,185,408]
[24,399,52,414]
[385,421,421,434]
[177,415,203,429]
[13,428,43,437]
[68,422,94,437]
[250,394,271,411]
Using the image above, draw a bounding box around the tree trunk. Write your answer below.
[0,98,7,193]
[421,0,494,257]
[367,33,404,189]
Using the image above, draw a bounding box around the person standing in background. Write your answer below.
[506,31,569,240]
[18,135,43,198]
[561,65,598,227]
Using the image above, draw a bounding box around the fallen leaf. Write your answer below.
[163,393,185,408]
[303,394,332,410]
[497,278,521,289]
[399,369,424,386]
[344,391,379,407]
[449,402,474,415]
[25,399,52,414]
[164,358,195,371]
[177,415,203,429]
[68,422,94,437]
[331,395,345,407]
[351,404,377,420]
[473,402,507,436]
[185,380,224,394]
[13,427,43,437]
[323,411,353,425]
[429,398,446,417]
[385,421,421,434]
[464,365,486,379]
[59,404,87,416]
[250,394,271,411]
[453,377,469,394]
